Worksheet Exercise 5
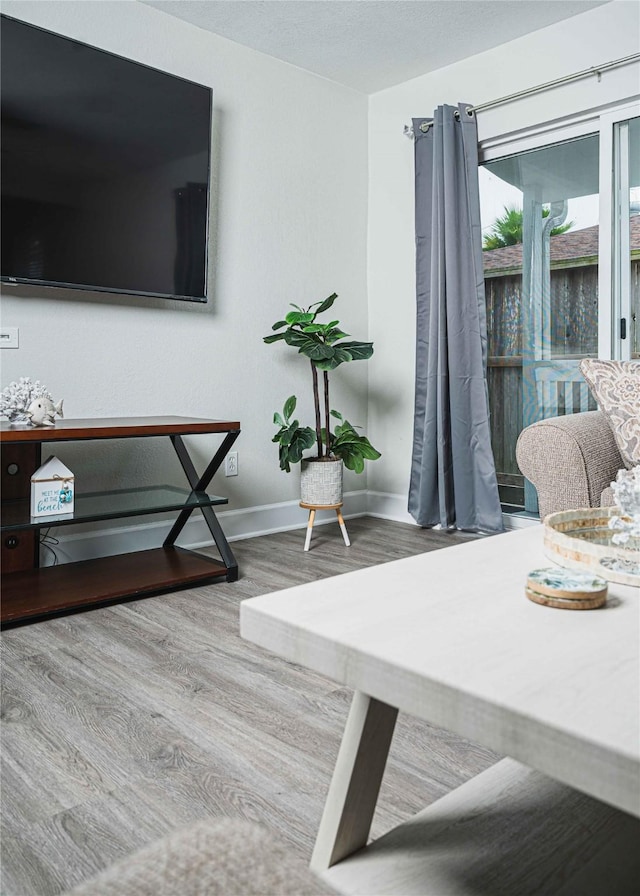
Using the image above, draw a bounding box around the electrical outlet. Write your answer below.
[0,328,19,349]
[225,451,238,477]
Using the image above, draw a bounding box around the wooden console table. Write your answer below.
[1,416,240,627]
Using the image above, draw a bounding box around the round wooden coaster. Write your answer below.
[526,568,608,601]
[525,586,606,611]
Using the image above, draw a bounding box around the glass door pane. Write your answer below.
[480,134,600,512]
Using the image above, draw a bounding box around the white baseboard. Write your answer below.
[366,490,417,524]
[43,489,536,565]
[503,512,540,530]
[364,491,539,532]
[44,490,370,565]
[211,489,370,543]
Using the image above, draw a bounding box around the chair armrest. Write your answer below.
[516,411,623,520]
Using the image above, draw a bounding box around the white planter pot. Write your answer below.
[300,458,343,506]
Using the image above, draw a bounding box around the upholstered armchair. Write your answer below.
[64,818,335,896]
[516,410,622,519]
[516,359,639,520]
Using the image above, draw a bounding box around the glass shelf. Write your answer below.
[1,485,228,531]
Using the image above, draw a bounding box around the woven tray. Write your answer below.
[543,507,640,588]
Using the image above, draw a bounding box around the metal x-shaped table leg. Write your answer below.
[163,431,240,581]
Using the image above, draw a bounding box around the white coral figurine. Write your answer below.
[1,378,55,425]
[609,466,640,546]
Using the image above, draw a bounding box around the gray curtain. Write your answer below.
[408,104,503,534]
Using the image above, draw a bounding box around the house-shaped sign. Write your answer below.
[31,456,75,518]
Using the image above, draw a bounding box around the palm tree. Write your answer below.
[483,205,573,250]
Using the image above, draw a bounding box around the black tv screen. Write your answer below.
[1,15,212,302]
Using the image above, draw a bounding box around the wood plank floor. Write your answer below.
[1,518,499,895]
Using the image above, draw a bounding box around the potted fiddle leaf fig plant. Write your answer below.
[264,292,380,505]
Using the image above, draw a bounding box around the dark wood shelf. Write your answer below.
[0,416,241,443]
[1,547,228,625]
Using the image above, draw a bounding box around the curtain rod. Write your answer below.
[404,51,640,137]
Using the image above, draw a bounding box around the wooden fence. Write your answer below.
[484,260,640,492]
[487,264,595,483]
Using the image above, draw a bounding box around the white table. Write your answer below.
[240,526,640,895]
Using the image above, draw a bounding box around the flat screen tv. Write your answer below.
[1,15,212,302]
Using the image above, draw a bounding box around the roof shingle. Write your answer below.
[482,216,640,273]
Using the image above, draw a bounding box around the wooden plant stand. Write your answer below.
[300,501,350,552]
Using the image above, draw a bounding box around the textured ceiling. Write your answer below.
[141,0,611,93]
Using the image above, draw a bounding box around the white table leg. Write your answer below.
[303,509,316,552]
[310,691,398,872]
[336,508,350,547]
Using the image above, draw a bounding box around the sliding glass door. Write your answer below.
[479,104,640,513]
[631,117,640,359]
[613,115,640,360]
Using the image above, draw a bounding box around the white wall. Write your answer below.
[367,0,640,507]
[3,1,640,552]
[0,1,369,546]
